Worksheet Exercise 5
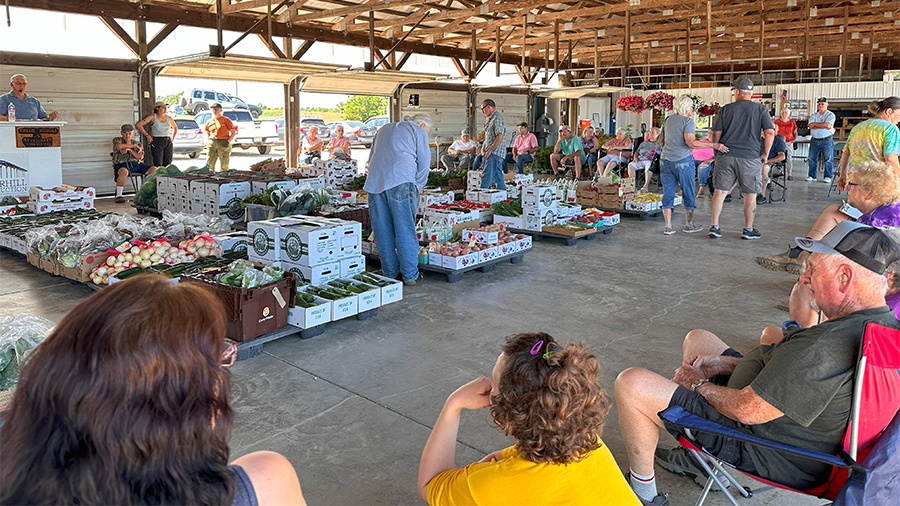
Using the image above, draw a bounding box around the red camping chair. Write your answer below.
[658,322,900,506]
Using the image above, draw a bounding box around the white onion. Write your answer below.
[197,247,210,257]
[140,259,152,268]
[106,256,115,266]
[140,249,152,260]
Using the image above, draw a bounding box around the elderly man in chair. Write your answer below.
[614,222,900,506]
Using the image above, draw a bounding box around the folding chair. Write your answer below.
[659,322,900,506]
[767,162,787,203]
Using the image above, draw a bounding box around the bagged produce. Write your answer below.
[0,313,55,391]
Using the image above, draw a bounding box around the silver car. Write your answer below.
[173,118,204,159]
[327,120,376,147]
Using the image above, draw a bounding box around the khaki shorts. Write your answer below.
[713,155,763,194]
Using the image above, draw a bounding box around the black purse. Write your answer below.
[649,153,661,174]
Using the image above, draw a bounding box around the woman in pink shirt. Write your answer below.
[329,125,352,160]
[693,128,716,197]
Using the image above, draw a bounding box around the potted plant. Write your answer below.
[645,91,675,111]
[616,95,645,113]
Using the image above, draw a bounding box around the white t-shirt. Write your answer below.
[449,139,478,152]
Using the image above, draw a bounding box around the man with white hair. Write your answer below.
[615,221,900,506]
[0,74,59,121]
[708,77,775,240]
[364,114,432,285]
[440,129,478,171]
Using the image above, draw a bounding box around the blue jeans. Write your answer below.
[505,153,534,174]
[471,154,483,172]
[584,152,598,171]
[661,155,697,210]
[695,160,714,187]
[367,182,420,281]
[480,153,507,190]
[808,137,834,179]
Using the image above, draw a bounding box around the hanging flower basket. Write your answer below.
[616,95,645,113]
[645,91,675,111]
[685,94,705,112]
[698,102,721,117]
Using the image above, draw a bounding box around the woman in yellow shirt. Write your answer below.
[418,333,641,506]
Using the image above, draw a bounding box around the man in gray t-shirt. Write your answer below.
[708,78,775,241]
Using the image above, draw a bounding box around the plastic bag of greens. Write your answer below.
[240,269,270,289]
[207,216,233,233]
[216,259,255,286]
[136,217,166,242]
[26,227,60,258]
[262,265,284,281]
[0,313,55,391]
[55,229,86,267]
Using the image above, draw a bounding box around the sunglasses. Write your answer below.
[221,339,238,368]
[480,105,490,111]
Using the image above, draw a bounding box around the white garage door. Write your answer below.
[0,65,137,194]
[401,88,469,167]
[476,92,528,151]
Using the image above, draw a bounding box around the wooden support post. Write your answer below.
[706,1,712,63]
[594,30,599,84]
[545,42,550,83]
[554,20,560,73]
[471,30,476,80]
[266,0,273,52]
[818,55,823,81]
[868,31,875,79]
[803,0,810,59]
[283,37,292,60]
[496,26,501,77]
[623,10,630,87]
[859,54,864,82]
[216,0,224,54]
[368,10,375,71]
[686,20,692,86]
[389,39,397,69]
[522,16,526,72]
[841,6,849,77]
[759,1,765,74]
[285,78,300,167]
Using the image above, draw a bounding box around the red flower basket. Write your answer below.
[616,95,645,113]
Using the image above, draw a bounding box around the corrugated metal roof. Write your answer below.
[152,54,349,83]
[301,69,446,96]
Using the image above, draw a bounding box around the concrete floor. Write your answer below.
[0,179,840,506]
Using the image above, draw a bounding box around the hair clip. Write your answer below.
[542,344,562,360]
[530,340,544,355]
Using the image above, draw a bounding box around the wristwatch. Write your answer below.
[690,379,708,392]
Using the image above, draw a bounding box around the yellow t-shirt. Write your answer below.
[426,440,641,506]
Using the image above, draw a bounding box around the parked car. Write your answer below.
[365,115,389,131]
[194,109,278,154]
[172,118,204,159]
[275,118,285,144]
[180,88,249,115]
[327,120,376,147]
[227,95,262,118]
[299,117,331,143]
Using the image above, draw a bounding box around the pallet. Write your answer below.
[366,250,529,283]
[131,204,162,217]
[597,206,662,221]
[236,308,378,361]
[507,226,610,246]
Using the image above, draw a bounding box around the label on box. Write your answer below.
[443,252,478,270]
[523,185,558,207]
[287,294,332,329]
[462,229,499,244]
[280,225,337,266]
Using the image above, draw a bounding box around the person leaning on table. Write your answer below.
[0,73,59,121]
[205,103,237,172]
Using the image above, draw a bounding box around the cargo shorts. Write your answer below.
[712,155,763,194]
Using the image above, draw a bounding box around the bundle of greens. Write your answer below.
[491,198,523,217]
[215,259,284,288]
[0,313,55,391]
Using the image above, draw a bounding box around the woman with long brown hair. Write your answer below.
[418,332,639,505]
[0,275,305,505]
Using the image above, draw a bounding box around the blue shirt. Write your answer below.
[364,120,430,194]
[765,135,788,160]
[0,92,48,120]
[809,110,836,139]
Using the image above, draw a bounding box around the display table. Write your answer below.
[0,121,65,198]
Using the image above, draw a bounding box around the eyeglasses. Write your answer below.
[480,105,489,111]
[846,182,859,186]
[221,339,238,368]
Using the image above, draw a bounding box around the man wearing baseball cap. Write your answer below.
[550,125,584,179]
[136,101,178,166]
[506,122,538,174]
[440,129,478,171]
[204,103,236,172]
[806,97,836,183]
[708,77,775,240]
[616,221,900,506]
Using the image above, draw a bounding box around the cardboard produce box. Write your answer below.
[353,272,403,305]
[288,289,332,329]
[29,186,96,202]
[277,260,340,287]
[522,185,559,207]
[279,224,338,266]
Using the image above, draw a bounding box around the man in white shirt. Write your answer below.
[440,130,478,171]
[806,97,836,183]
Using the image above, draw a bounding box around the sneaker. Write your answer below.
[114,196,127,204]
[403,273,424,286]
[806,176,815,182]
[662,227,676,235]
[756,195,767,205]
[741,227,762,240]
[683,224,703,233]
[823,177,832,184]
[656,447,730,490]
[637,493,670,506]
[708,225,722,238]
[723,194,732,203]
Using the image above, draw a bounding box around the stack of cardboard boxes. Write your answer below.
[27,186,95,214]
[247,215,364,287]
[522,184,558,232]
[596,177,636,209]
[298,159,358,189]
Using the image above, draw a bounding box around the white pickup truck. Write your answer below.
[194,110,279,155]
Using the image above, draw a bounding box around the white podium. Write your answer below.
[0,121,65,198]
